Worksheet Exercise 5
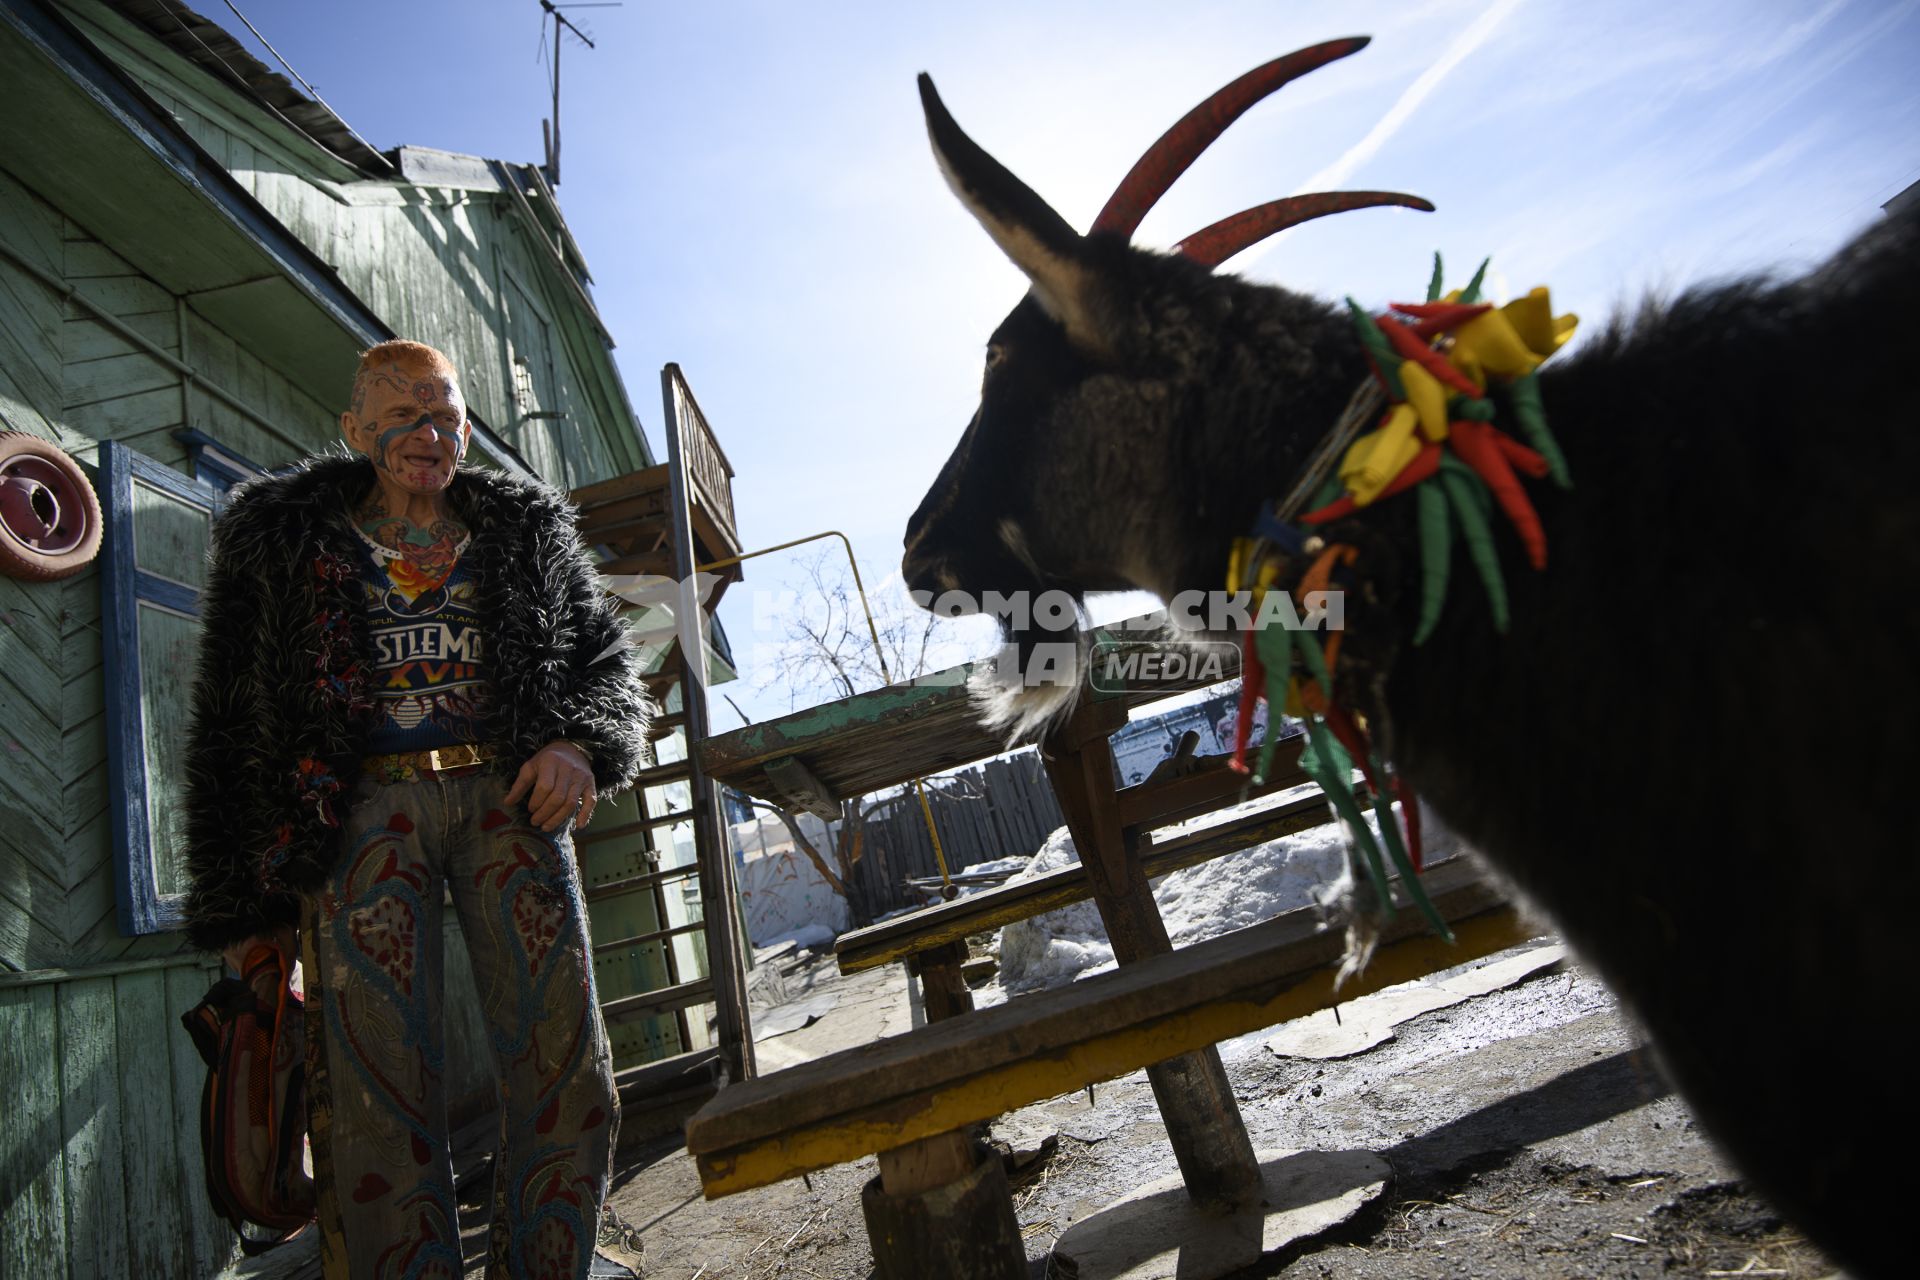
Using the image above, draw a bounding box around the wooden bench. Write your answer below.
[696,637,1449,1277]
[686,860,1527,1275]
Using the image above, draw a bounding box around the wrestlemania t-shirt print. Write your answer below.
[354,528,494,753]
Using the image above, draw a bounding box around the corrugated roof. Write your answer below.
[103,0,392,175]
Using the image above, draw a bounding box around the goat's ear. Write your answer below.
[920,74,1111,357]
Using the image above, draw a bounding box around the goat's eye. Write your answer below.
[984,343,1006,371]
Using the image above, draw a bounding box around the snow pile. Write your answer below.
[957,856,1029,884]
[991,797,1463,998]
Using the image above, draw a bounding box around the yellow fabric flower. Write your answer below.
[1400,360,1452,443]
[1501,286,1578,358]
[1341,402,1422,505]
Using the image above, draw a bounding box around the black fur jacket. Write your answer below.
[182,452,652,952]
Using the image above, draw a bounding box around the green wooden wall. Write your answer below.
[66,0,649,495]
[2,6,665,1272]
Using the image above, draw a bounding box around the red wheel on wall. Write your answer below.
[0,431,104,582]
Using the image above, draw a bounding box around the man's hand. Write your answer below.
[505,740,597,832]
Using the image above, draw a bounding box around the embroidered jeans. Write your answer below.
[300,767,617,1279]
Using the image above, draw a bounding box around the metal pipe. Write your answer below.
[696,530,955,891]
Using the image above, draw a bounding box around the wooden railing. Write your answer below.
[666,365,738,549]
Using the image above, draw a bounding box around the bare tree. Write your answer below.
[763,549,950,703]
[749,551,972,925]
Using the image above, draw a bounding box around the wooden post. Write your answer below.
[909,939,976,1024]
[662,365,755,1082]
[862,1134,1026,1280]
[1043,703,1264,1210]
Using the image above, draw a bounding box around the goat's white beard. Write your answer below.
[969,630,1090,743]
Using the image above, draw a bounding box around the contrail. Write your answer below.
[1241,0,1530,265]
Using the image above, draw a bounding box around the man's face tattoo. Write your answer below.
[347,362,469,492]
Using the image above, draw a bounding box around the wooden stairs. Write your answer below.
[568,364,756,1136]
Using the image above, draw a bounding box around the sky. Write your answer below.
[206,0,1920,724]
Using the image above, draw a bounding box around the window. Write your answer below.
[173,428,266,492]
[101,442,232,934]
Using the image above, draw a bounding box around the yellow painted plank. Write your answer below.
[700,907,1532,1196]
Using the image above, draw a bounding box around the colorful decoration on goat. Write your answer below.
[1224,255,1578,943]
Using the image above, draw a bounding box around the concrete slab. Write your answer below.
[1047,1148,1388,1280]
[1263,941,1565,1059]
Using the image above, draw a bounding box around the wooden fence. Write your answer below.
[850,752,1067,920]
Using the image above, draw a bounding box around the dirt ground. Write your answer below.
[604,943,1843,1280]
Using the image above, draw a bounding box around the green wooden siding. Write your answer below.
[2,5,663,1273]
[0,961,232,1276]
[69,0,645,493]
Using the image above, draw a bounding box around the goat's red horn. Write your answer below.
[1089,37,1372,240]
[1175,191,1435,268]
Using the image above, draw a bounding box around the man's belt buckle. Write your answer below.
[428,744,486,772]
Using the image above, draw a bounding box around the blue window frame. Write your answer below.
[101,441,238,935]
[173,428,267,492]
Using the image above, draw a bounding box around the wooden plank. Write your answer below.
[0,362,64,446]
[0,888,38,969]
[764,755,839,821]
[63,240,140,280]
[628,758,692,789]
[575,487,669,532]
[115,968,191,1276]
[601,976,715,1024]
[569,462,671,508]
[62,349,180,410]
[66,274,177,320]
[70,385,182,439]
[0,637,63,728]
[835,788,1331,973]
[0,168,64,273]
[597,547,676,578]
[0,984,69,1271]
[63,663,106,736]
[1114,744,1307,831]
[63,722,109,849]
[0,575,64,672]
[56,975,131,1278]
[584,860,701,902]
[0,287,64,423]
[62,311,180,364]
[689,861,1525,1196]
[699,636,1236,809]
[0,261,64,378]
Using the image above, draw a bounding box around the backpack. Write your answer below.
[181,939,317,1251]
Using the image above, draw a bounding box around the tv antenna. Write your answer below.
[538,0,621,186]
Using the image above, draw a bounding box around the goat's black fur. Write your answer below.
[907,73,1918,1276]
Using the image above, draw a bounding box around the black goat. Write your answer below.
[903,39,1917,1278]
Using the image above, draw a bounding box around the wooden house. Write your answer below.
[0,1,737,1272]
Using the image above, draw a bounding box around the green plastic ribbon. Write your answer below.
[1507,372,1572,489]
[1458,257,1491,305]
[1368,756,1453,941]
[1293,629,1334,701]
[1413,480,1452,646]
[1439,456,1509,633]
[1300,717,1394,919]
[1346,298,1406,400]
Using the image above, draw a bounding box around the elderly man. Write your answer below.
[183,340,650,1277]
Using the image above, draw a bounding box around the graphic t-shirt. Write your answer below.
[356,530,493,753]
